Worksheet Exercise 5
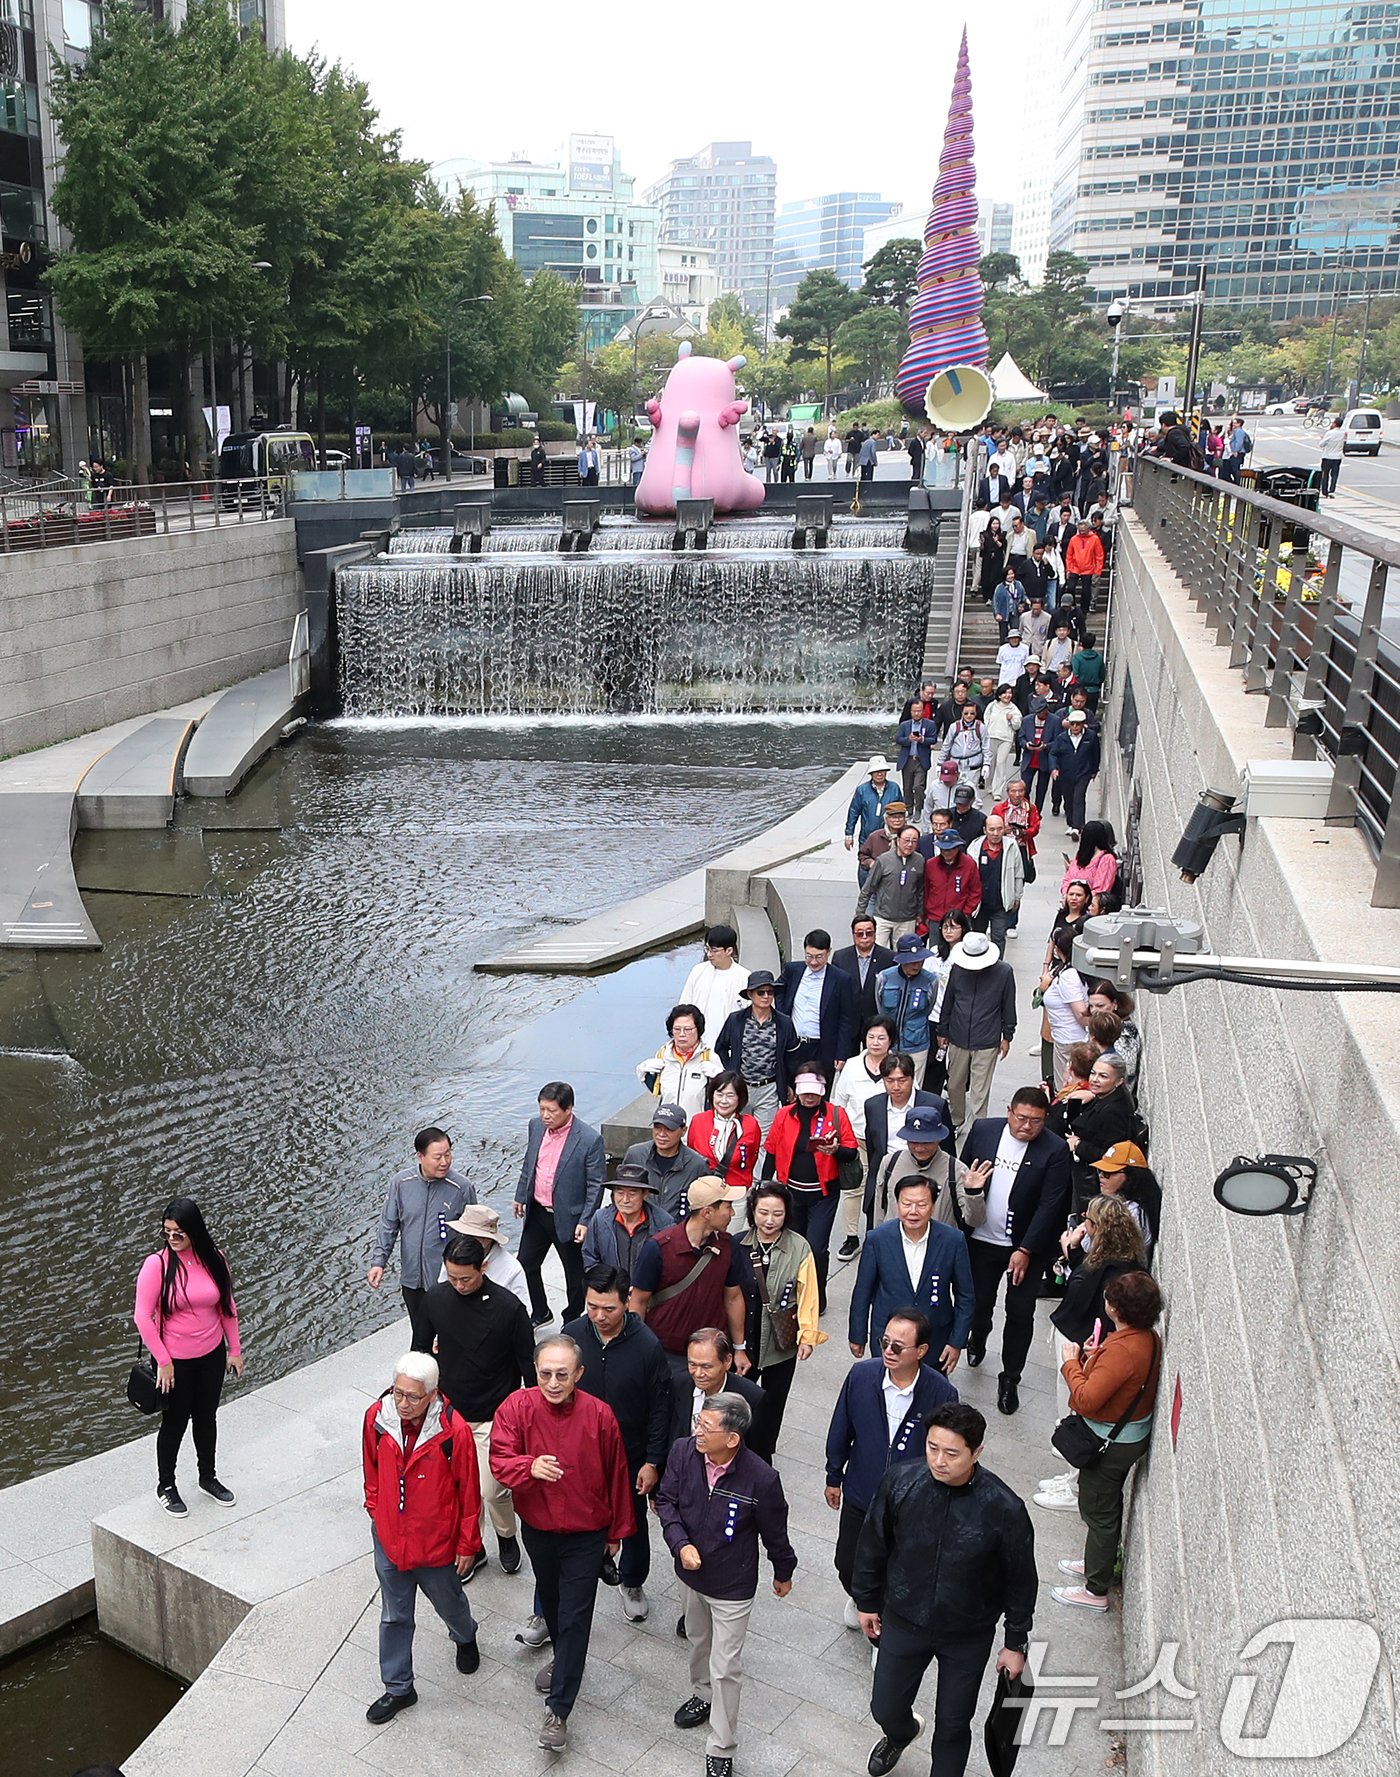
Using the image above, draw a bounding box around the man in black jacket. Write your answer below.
[413,1235,536,1578]
[959,1089,1071,1414]
[776,930,855,1087]
[562,1265,673,1625]
[853,1401,1035,1777]
[833,916,896,1027]
[935,934,1016,1135]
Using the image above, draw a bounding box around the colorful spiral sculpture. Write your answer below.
[895,29,993,425]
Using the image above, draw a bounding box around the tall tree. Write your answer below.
[860,239,921,314]
[834,307,905,396]
[979,252,1022,291]
[779,269,865,414]
[705,292,762,350]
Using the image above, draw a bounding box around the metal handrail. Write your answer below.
[0,478,286,553]
[1132,454,1400,906]
[944,441,983,678]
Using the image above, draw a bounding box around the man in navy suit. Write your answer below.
[513,1080,606,1325]
[862,1055,952,1227]
[776,928,855,1087]
[832,915,896,1027]
[824,1308,957,1613]
[958,1087,1071,1415]
[849,1140,973,1373]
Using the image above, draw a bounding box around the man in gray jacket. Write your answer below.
[368,1126,477,1344]
[935,935,1017,1135]
[621,1104,712,1216]
[855,825,926,949]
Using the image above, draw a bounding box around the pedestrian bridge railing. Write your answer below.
[1132,454,1400,906]
[0,478,286,554]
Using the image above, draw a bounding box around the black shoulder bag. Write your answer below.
[127,1337,163,1415]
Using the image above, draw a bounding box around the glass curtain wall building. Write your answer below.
[772,192,900,305]
[1042,0,1400,317]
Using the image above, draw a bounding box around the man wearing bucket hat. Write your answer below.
[1048,708,1102,840]
[581,1160,676,1274]
[715,972,801,1135]
[936,934,1017,1135]
[849,1106,973,1369]
[845,756,906,883]
[873,935,940,1081]
[446,1203,531,1309]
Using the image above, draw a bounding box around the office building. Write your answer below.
[437,141,658,351]
[861,206,924,271]
[772,192,901,304]
[654,242,721,331]
[1038,0,1400,317]
[646,141,776,308]
[976,201,1015,258]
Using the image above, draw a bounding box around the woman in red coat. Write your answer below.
[686,1070,763,1194]
[762,1068,857,1311]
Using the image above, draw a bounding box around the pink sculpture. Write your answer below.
[634,344,764,516]
[895,29,991,420]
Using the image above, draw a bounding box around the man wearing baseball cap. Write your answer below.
[922,829,983,926]
[620,1104,712,1217]
[628,1177,751,1405]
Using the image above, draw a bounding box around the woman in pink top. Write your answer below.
[133,1196,244,1516]
[1060,820,1119,901]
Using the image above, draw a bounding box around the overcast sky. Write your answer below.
[284,4,1026,219]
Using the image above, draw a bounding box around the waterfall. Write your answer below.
[388,517,909,555]
[337,544,934,716]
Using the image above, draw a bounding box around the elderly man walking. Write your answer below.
[361,1351,484,1725]
[367,1127,476,1346]
[936,934,1017,1134]
[659,1392,797,1777]
[490,1336,635,1751]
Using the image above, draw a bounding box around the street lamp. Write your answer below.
[1106,298,1126,408]
[444,294,494,482]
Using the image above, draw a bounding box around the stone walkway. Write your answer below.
[120,784,1123,1777]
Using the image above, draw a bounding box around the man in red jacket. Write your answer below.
[922,830,983,926]
[491,1336,636,1751]
[1063,519,1105,606]
[361,1351,484,1725]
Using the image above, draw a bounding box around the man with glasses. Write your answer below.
[362,1351,485,1725]
[958,1088,1071,1416]
[849,1166,972,1375]
[368,1126,477,1347]
[776,928,855,1087]
[489,1337,635,1751]
[823,1310,956,1626]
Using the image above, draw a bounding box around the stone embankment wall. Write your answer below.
[0,523,302,759]
[1102,515,1399,1773]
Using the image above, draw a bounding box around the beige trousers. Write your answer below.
[469,1418,517,1538]
[944,1043,999,1132]
[685,1585,755,1758]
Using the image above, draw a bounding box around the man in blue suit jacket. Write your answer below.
[824,1310,957,1605]
[776,928,855,1087]
[513,1079,606,1325]
[958,1088,1071,1415]
[849,1128,973,1372]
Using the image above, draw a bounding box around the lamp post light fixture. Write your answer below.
[1212,1154,1317,1218]
[444,294,494,481]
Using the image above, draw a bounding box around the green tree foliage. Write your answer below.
[979,252,1021,291]
[705,292,763,351]
[778,269,865,412]
[860,239,922,314]
[738,343,806,418]
[834,306,905,396]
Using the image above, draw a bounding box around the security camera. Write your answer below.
[1071,910,1207,990]
[1171,787,1247,884]
[1106,299,1125,330]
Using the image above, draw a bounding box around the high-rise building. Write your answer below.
[772,192,901,304]
[976,201,1015,258]
[654,242,721,331]
[437,141,659,351]
[861,206,924,271]
[645,141,776,308]
[1039,0,1400,317]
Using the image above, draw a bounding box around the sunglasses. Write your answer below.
[879,1336,913,1354]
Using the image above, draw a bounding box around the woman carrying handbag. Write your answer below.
[1048,1269,1162,1611]
[736,1182,825,1463]
[133,1197,244,1515]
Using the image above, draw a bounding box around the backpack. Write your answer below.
[1241,431,1253,453]
[1187,439,1206,472]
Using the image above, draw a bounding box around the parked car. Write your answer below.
[1263,401,1292,415]
[319,448,349,470]
[431,447,487,474]
[1342,409,1383,456]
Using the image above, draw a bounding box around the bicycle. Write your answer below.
[1302,407,1329,431]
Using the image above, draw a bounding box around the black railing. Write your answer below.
[1132,455,1400,906]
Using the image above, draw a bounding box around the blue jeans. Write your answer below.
[373,1530,477,1695]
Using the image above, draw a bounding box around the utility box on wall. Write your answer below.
[1240,760,1334,819]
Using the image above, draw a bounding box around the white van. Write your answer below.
[1342,409,1383,456]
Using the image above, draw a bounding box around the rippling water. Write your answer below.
[0,715,882,1487]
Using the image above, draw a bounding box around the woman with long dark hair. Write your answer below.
[1061,820,1118,900]
[978,517,1007,601]
[133,1197,244,1515]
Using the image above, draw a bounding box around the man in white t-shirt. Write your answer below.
[679,924,752,1040]
[955,1089,1070,1416]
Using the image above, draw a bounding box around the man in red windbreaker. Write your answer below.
[361,1350,484,1726]
[922,830,984,926]
[491,1335,636,1753]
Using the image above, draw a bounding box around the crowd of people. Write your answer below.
[125,424,1171,1777]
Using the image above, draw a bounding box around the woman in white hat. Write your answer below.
[444,1204,531,1309]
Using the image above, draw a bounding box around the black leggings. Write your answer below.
[749,1355,797,1464]
[157,1339,227,1488]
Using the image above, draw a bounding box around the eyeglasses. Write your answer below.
[750,987,775,996]
[164,1228,189,1241]
[391,1387,427,1403]
[878,1336,910,1354]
